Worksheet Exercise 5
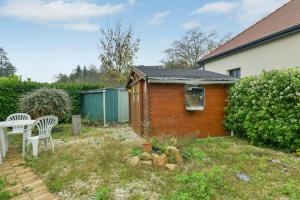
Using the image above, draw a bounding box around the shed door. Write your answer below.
[118,90,129,122]
[130,83,141,133]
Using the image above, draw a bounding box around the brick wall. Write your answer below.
[149,84,229,137]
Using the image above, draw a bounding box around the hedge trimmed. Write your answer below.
[0,75,102,121]
[224,68,300,151]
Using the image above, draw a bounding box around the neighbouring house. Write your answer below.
[198,0,300,78]
[126,66,236,138]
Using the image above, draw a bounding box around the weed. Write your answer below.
[131,147,143,157]
[181,145,205,163]
[282,180,300,200]
[89,188,111,200]
[0,176,13,200]
[174,172,212,200]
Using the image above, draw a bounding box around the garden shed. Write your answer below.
[82,88,129,124]
[126,66,237,138]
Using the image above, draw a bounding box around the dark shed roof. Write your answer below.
[135,66,234,80]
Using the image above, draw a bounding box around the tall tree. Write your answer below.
[0,47,16,77]
[99,19,140,85]
[55,64,107,86]
[162,28,230,68]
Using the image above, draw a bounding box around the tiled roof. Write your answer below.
[134,66,234,80]
[200,0,300,63]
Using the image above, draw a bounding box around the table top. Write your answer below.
[0,120,36,128]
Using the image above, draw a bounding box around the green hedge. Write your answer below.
[224,68,300,151]
[0,75,102,121]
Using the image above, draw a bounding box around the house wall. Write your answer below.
[203,33,300,77]
[149,83,229,137]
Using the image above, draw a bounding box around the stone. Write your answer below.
[141,152,152,161]
[282,163,289,168]
[170,138,177,146]
[269,159,281,164]
[130,156,140,167]
[167,146,183,165]
[139,161,152,166]
[236,172,250,182]
[151,153,159,159]
[165,164,178,171]
[153,153,168,167]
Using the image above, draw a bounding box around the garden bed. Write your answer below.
[18,124,300,200]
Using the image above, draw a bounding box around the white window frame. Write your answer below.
[185,85,205,111]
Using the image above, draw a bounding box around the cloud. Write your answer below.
[147,11,171,26]
[193,0,289,26]
[128,0,135,5]
[0,0,124,22]
[192,1,238,14]
[236,0,289,26]
[60,22,99,32]
[181,20,200,29]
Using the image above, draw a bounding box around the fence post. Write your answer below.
[72,115,81,136]
[103,90,106,126]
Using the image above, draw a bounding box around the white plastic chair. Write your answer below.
[6,113,31,153]
[27,116,58,157]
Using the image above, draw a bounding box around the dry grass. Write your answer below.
[20,125,300,200]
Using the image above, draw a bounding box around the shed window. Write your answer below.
[185,85,205,111]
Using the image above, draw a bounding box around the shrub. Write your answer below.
[0,75,44,120]
[225,68,300,151]
[19,88,71,120]
[0,75,101,121]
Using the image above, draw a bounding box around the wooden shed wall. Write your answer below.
[148,84,229,137]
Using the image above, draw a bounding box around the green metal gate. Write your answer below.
[82,88,129,124]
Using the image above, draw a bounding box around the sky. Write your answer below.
[0,0,289,82]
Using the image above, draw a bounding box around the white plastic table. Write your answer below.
[0,120,35,158]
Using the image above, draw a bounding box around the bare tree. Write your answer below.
[99,19,140,85]
[162,28,231,68]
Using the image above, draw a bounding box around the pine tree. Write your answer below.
[0,47,16,77]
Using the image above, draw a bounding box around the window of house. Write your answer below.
[228,68,241,78]
[185,85,205,111]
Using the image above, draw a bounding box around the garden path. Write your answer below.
[0,148,57,200]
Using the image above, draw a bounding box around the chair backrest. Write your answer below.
[6,113,31,133]
[33,116,58,138]
[6,113,31,121]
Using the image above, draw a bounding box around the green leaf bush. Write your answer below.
[0,75,102,121]
[19,88,71,120]
[225,68,300,151]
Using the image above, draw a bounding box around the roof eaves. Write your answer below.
[148,76,237,84]
[199,24,300,65]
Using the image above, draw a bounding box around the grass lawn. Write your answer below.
[13,124,300,200]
